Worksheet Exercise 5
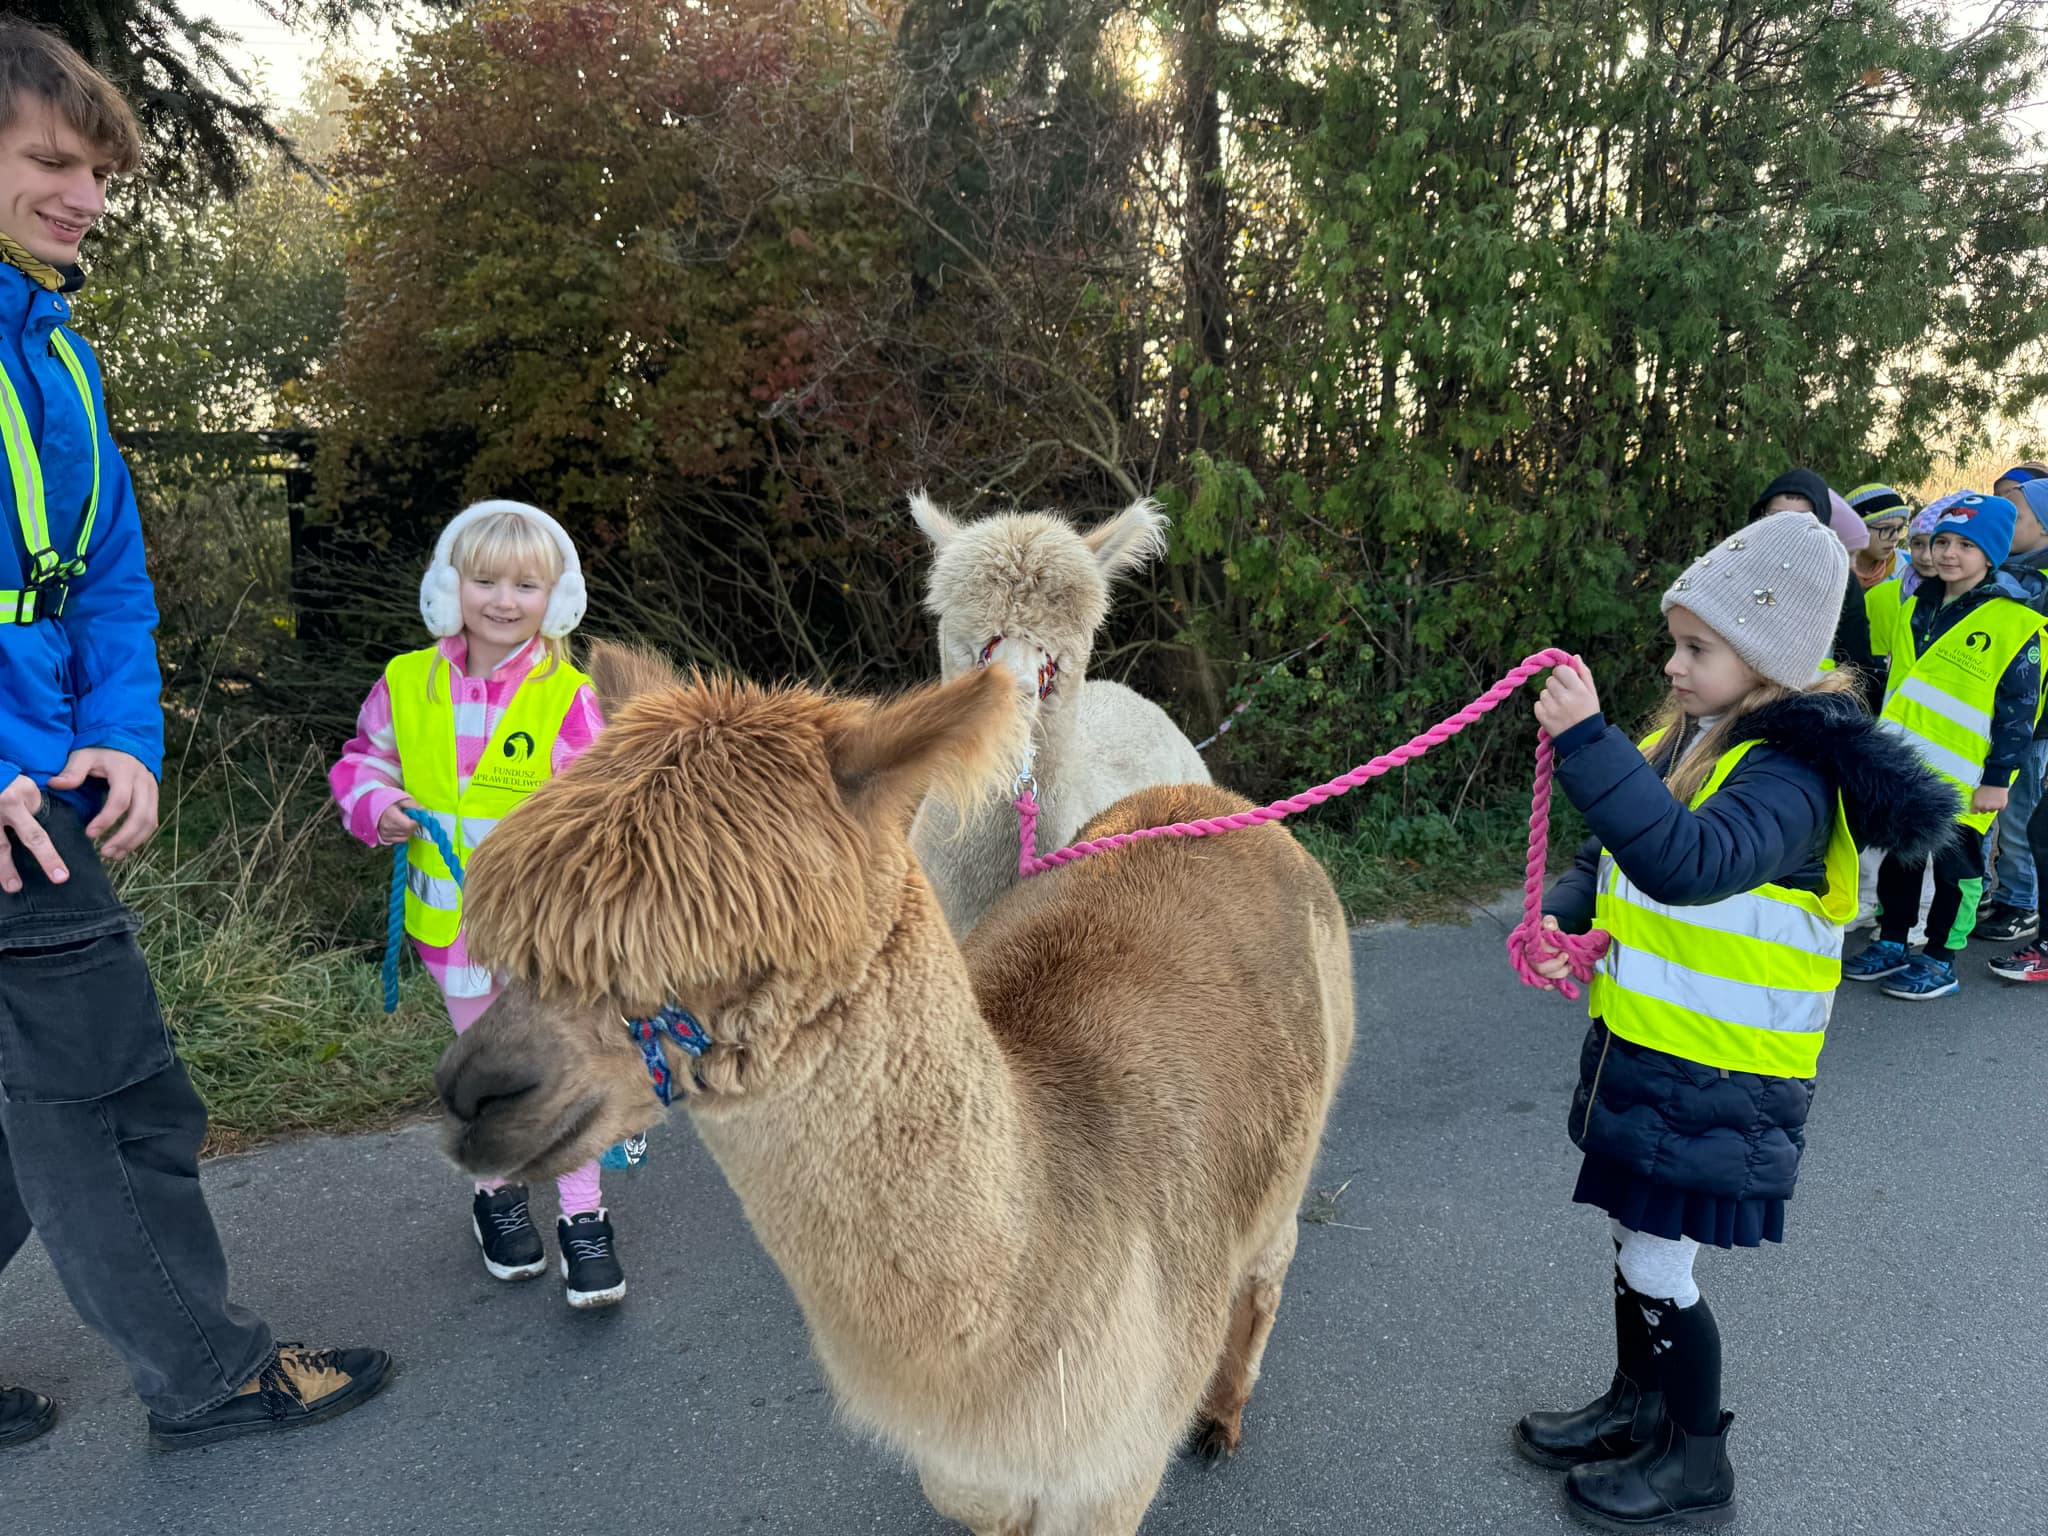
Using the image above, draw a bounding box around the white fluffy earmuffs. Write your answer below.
[418,499,588,639]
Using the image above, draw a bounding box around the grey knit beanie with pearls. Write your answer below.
[1660,509,1851,688]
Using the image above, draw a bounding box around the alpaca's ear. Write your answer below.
[908,489,961,553]
[1080,497,1169,581]
[585,641,682,715]
[826,667,1023,828]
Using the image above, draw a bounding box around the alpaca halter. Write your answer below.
[628,1003,711,1107]
[976,634,1060,700]
[1005,648,1613,1000]
[975,634,1058,804]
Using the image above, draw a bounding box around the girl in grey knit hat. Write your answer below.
[1513,510,1954,1529]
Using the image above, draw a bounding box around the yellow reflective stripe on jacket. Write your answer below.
[1591,732,1855,1078]
[49,332,99,559]
[0,355,50,572]
[384,645,589,947]
[1880,593,2044,831]
[0,329,101,620]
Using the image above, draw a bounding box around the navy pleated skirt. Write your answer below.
[1573,1152,1787,1248]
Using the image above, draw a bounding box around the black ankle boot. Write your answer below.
[1515,1371,1665,1469]
[1563,1411,1736,1529]
[1515,1267,1666,1469]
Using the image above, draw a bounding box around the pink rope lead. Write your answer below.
[1013,646,1611,999]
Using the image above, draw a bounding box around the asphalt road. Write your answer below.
[4,916,2044,1535]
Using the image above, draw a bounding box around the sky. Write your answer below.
[198,1,412,111]
[202,1,2044,127]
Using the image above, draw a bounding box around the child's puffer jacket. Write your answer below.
[1545,690,1955,1200]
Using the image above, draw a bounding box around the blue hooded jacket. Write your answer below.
[0,261,162,804]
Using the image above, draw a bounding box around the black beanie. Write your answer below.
[1750,469,1834,527]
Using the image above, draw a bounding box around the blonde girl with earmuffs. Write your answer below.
[328,501,626,1309]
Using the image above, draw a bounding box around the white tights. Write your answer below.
[1612,1219,1701,1308]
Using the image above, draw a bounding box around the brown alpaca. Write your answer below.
[435,642,1355,1535]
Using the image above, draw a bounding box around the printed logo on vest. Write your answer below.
[1964,630,1993,652]
[472,730,543,792]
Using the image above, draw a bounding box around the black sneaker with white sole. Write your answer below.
[1973,904,2039,945]
[558,1210,626,1309]
[472,1186,547,1281]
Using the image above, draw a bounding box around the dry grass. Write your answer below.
[118,737,450,1151]
[1902,443,2046,504]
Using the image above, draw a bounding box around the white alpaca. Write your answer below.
[908,490,1212,935]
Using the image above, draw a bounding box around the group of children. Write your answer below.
[1520,464,2045,1528]
[1834,464,2048,998]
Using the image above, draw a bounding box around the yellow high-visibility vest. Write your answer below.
[0,331,101,622]
[1865,577,1910,681]
[1590,732,1856,1079]
[1880,593,2045,833]
[385,645,588,947]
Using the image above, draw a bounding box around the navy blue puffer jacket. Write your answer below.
[1544,690,1955,1201]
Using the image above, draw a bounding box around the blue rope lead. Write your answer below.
[381,808,465,1014]
[381,838,409,1014]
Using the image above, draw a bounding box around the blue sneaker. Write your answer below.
[1844,940,1912,982]
[1881,956,1959,1000]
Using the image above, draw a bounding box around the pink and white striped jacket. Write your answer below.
[330,636,605,999]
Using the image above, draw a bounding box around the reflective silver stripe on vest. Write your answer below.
[407,866,462,911]
[1877,717,1984,790]
[1894,674,1992,740]
[1607,864,1841,956]
[411,808,495,852]
[439,964,498,999]
[411,807,457,844]
[1602,943,1836,1035]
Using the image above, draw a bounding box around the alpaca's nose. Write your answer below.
[436,1050,542,1126]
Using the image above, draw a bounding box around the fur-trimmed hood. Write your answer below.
[1722,690,1956,863]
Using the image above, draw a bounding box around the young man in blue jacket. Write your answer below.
[0,23,389,1449]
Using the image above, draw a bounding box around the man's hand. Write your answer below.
[1534,656,1602,738]
[0,774,65,893]
[49,748,159,860]
[1973,785,2011,816]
